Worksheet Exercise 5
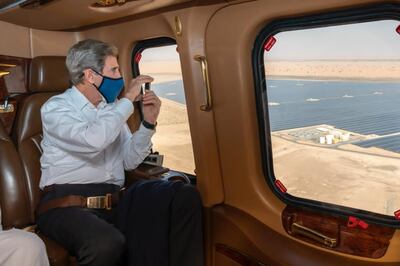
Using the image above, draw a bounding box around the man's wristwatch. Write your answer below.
[142,120,157,130]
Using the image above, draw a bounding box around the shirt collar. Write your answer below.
[70,86,106,110]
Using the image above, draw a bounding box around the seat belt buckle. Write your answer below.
[86,194,112,210]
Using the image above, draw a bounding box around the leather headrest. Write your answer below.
[29,56,70,93]
[0,120,9,141]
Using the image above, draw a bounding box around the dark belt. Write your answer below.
[37,185,124,216]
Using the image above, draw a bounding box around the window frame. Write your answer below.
[131,37,197,181]
[131,37,176,77]
[252,3,400,227]
[130,37,176,121]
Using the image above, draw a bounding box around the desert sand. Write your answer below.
[140,61,182,84]
[265,60,400,81]
[151,97,195,175]
[141,62,196,174]
[141,60,400,81]
[272,135,400,216]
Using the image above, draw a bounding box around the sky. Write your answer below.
[264,20,400,61]
[141,45,179,62]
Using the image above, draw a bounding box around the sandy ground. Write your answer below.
[141,64,195,174]
[140,61,182,83]
[272,135,400,216]
[266,61,400,80]
[152,97,195,175]
[141,60,400,80]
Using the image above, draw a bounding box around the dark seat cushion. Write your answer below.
[38,233,71,266]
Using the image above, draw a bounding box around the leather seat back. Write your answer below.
[15,56,69,222]
[0,121,31,229]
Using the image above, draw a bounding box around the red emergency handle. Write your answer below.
[347,216,368,229]
[264,36,276,52]
[275,179,287,193]
[394,209,400,220]
[134,53,142,63]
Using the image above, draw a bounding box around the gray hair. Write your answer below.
[66,39,118,85]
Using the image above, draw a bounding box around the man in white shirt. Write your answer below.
[36,39,203,266]
[0,210,49,266]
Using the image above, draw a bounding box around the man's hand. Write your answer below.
[123,75,154,102]
[142,90,161,125]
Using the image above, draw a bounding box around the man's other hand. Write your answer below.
[143,90,161,125]
[124,75,154,102]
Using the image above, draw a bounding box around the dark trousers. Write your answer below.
[36,180,204,266]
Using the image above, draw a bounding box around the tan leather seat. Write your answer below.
[0,120,31,229]
[15,56,70,222]
[0,120,70,266]
[11,56,74,266]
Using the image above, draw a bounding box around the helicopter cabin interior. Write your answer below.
[0,0,400,265]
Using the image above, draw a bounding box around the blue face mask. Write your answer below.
[92,70,124,103]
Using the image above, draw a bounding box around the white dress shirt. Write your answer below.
[39,86,154,189]
[0,210,49,265]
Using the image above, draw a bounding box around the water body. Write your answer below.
[266,79,400,135]
[152,80,186,104]
[267,79,400,153]
[154,78,400,153]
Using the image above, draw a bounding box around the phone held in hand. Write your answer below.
[142,82,151,95]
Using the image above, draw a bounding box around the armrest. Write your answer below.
[125,164,170,187]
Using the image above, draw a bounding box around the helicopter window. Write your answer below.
[132,39,196,175]
[256,17,400,219]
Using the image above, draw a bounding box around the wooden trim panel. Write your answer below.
[282,206,396,258]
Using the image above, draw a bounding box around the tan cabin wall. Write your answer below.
[0,20,30,58]
[0,20,80,58]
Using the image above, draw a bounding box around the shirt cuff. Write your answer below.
[132,124,155,157]
[138,123,156,136]
[115,98,134,120]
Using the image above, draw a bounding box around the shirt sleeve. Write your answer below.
[121,123,155,170]
[41,97,134,158]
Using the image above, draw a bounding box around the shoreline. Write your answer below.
[266,75,400,83]
[149,74,400,83]
[265,61,400,81]
[142,60,400,83]
[148,74,400,84]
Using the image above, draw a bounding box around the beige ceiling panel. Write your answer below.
[0,20,30,58]
[0,0,192,31]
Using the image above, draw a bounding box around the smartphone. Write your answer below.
[142,82,151,95]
